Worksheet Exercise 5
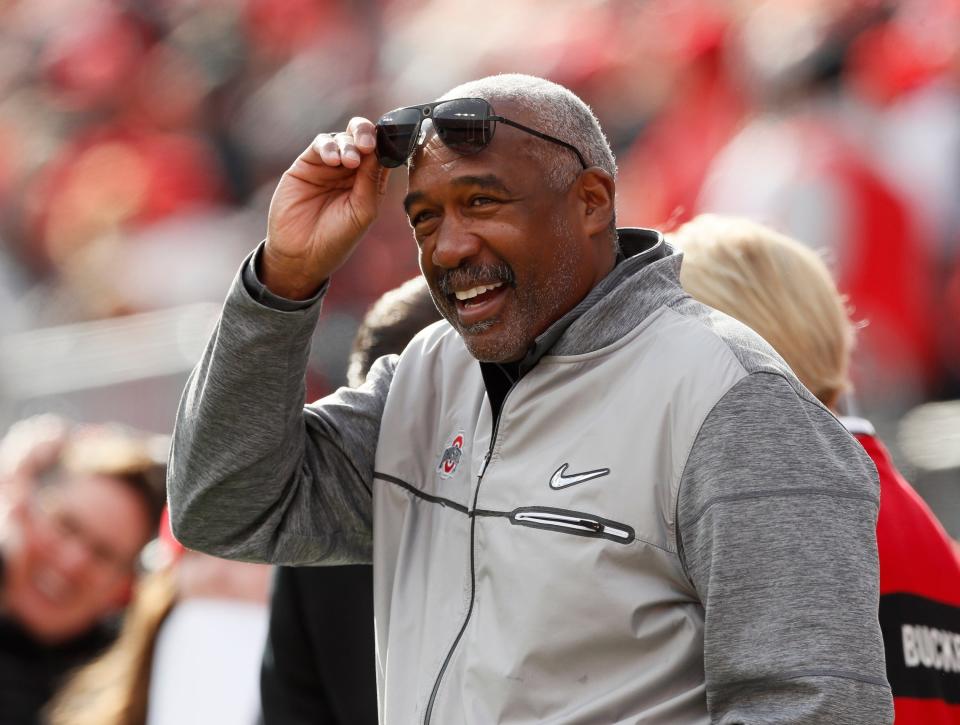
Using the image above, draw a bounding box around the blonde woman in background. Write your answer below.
[673,214,960,724]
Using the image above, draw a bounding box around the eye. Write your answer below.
[469,195,496,207]
[410,209,436,227]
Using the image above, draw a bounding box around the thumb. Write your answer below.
[352,152,390,216]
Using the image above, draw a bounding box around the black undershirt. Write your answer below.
[480,361,519,425]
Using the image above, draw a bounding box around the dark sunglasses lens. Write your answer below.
[433,99,494,155]
[376,107,422,167]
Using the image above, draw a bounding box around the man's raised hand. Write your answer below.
[263,117,390,300]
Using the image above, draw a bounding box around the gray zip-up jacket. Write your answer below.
[169,229,893,724]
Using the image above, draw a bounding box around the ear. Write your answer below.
[574,168,616,238]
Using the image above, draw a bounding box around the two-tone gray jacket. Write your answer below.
[168,228,893,724]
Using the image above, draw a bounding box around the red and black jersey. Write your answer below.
[845,418,960,723]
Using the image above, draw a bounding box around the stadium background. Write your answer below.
[0,0,957,530]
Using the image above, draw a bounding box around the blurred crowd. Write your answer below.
[0,415,271,724]
[0,0,960,403]
[0,0,959,722]
[0,0,958,403]
[0,0,956,524]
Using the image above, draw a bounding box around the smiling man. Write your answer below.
[168,74,892,724]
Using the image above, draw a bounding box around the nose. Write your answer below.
[56,534,96,578]
[430,215,482,270]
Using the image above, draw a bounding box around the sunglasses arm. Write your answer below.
[491,116,588,169]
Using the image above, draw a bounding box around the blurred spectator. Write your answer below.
[261,275,440,725]
[45,563,176,725]
[696,0,943,410]
[614,0,746,230]
[0,416,166,724]
[841,1,960,398]
[47,508,271,725]
[144,550,270,725]
[673,213,960,724]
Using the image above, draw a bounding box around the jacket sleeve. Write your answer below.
[677,371,894,724]
[167,254,396,565]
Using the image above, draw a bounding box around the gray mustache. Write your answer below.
[436,263,515,296]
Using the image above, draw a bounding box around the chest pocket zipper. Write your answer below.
[510,507,634,544]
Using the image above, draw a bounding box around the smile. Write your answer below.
[452,283,508,326]
[454,282,504,301]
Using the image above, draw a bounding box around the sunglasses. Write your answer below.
[375,97,588,170]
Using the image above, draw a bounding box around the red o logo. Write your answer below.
[439,434,465,477]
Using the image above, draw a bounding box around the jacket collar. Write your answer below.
[479,228,676,386]
[519,228,668,373]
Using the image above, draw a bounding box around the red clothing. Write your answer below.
[849,421,960,723]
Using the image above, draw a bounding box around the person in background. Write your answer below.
[168,73,891,723]
[673,213,960,724]
[47,510,271,725]
[45,544,177,725]
[261,275,440,725]
[0,418,166,724]
[142,532,271,725]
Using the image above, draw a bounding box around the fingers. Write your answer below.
[306,116,377,169]
[335,132,361,168]
[346,117,377,152]
[309,132,339,164]
[308,132,357,168]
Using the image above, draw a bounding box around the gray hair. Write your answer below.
[436,74,617,191]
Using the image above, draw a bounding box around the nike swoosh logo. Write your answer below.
[549,463,611,490]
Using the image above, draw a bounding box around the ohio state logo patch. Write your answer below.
[437,432,465,479]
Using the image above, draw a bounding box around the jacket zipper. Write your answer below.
[512,510,632,542]
[422,384,514,725]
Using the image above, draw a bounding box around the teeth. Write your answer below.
[454,282,503,301]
